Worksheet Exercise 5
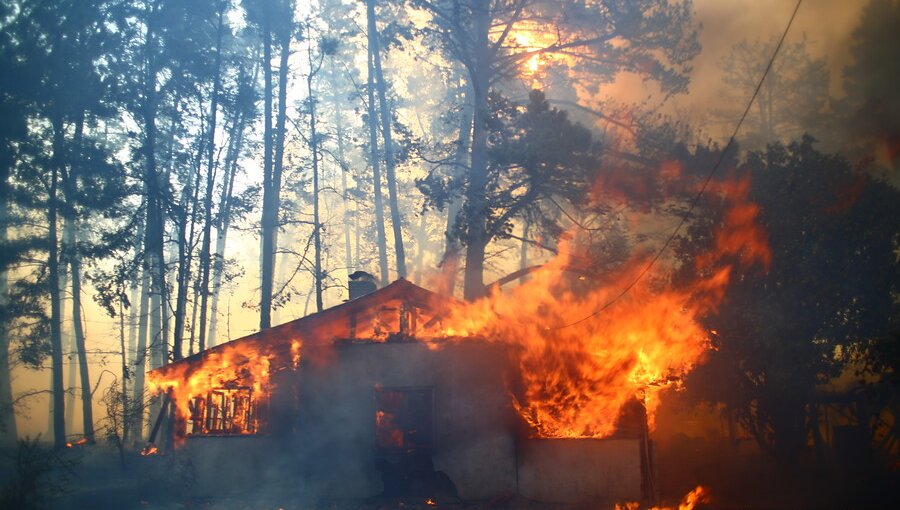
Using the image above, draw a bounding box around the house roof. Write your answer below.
[151,278,451,374]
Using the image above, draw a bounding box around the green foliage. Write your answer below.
[677,137,900,462]
[418,89,604,247]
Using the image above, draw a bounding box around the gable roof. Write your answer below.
[151,278,450,373]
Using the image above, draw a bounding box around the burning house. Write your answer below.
[148,277,655,504]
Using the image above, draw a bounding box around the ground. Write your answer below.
[3,441,899,509]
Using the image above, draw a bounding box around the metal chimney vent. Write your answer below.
[348,271,378,300]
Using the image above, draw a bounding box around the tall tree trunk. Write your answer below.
[173,100,205,360]
[412,211,428,285]
[209,53,259,344]
[442,83,471,296]
[208,92,252,345]
[462,6,491,301]
[69,228,94,441]
[354,202,362,269]
[60,214,74,433]
[366,38,389,285]
[329,59,354,274]
[259,9,276,330]
[131,254,150,441]
[172,169,197,361]
[0,192,16,445]
[307,51,324,312]
[141,2,170,436]
[48,116,66,449]
[127,266,139,367]
[367,0,406,278]
[197,4,225,353]
[188,275,200,355]
[61,114,94,441]
[118,296,129,445]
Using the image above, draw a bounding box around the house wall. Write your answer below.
[517,438,643,503]
[180,340,644,504]
[295,341,519,500]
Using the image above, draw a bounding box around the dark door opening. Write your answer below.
[374,387,454,498]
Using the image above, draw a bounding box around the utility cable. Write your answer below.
[551,0,803,330]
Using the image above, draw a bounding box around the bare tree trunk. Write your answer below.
[366,37,389,284]
[172,163,199,361]
[307,37,324,312]
[131,254,150,441]
[208,49,259,345]
[60,214,74,434]
[48,116,66,449]
[0,196,16,445]
[367,0,406,278]
[127,276,138,363]
[462,6,491,301]
[171,99,203,361]
[412,211,428,285]
[141,6,170,436]
[58,112,94,442]
[354,202,362,269]
[69,228,94,441]
[442,83,471,296]
[208,90,251,345]
[259,10,276,330]
[197,4,225,353]
[329,59,354,274]
[118,296,129,445]
[188,275,200,355]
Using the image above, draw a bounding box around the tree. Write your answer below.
[1,0,131,448]
[0,0,37,445]
[208,31,261,347]
[412,0,700,299]
[420,90,603,273]
[252,0,297,330]
[714,37,832,150]
[364,9,391,285]
[839,0,900,173]
[367,0,407,279]
[298,21,336,313]
[677,137,900,464]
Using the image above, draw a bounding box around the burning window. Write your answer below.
[187,385,263,436]
[375,388,433,452]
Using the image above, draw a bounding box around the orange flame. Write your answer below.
[615,485,710,510]
[148,336,301,438]
[435,178,768,438]
[139,444,158,456]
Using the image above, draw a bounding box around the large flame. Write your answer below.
[150,174,767,443]
[436,177,769,438]
[148,336,297,437]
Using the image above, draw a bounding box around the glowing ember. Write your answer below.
[139,444,158,456]
[65,437,89,448]
[615,485,710,510]
[425,499,437,506]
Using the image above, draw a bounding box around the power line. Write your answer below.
[552,0,803,331]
